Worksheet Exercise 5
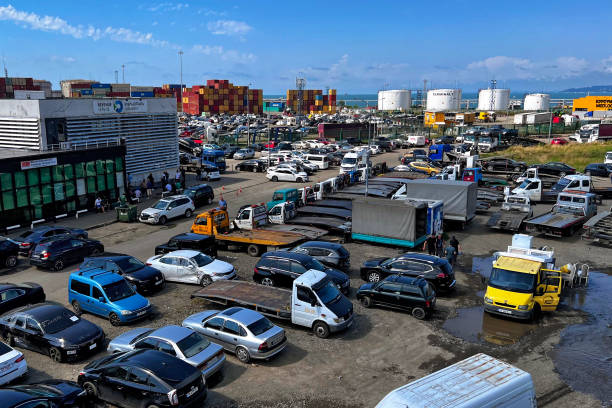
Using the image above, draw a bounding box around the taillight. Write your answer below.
[254,267,259,274]
[14,355,24,363]
[41,251,49,259]
[167,389,179,405]
[20,242,30,247]
[425,300,431,308]
[78,371,85,376]
[436,273,446,278]
[258,341,268,351]
[146,262,152,266]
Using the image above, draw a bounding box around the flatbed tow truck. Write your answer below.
[582,207,612,246]
[487,195,532,232]
[524,191,598,237]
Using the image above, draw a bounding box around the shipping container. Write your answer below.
[130,91,154,97]
[130,86,154,92]
[92,83,111,88]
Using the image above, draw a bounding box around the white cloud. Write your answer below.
[465,55,591,81]
[0,4,169,47]
[192,44,256,63]
[207,20,252,36]
[147,3,189,12]
[197,8,227,17]
[50,55,76,63]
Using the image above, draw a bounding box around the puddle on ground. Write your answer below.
[471,256,494,279]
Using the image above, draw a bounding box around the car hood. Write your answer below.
[200,259,234,274]
[324,293,353,318]
[108,327,153,350]
[52,319,102,346]
[111,294,149,311]
[38,380,83,398]
[324,267,349,284]
[126,266,163,282]
[362,258,387,268]
[358,283,375,292]
[141,208,163,217]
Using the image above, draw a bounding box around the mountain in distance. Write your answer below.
[561,85,612,92]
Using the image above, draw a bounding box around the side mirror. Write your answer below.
[98,297,106,303]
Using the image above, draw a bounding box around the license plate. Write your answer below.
[155,280,163,285]
[497,308,513,314]
[89,343,96,350]
[0,364,11,372]
[67,350,77,355]
[186,387,198,398]
[137,310,147,316]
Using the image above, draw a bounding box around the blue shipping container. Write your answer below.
[168,84,181,89]
[80,89,93,95]
[92,83,111,89]
[130,92,154,97]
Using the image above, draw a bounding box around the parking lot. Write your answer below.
[4,149,611,408]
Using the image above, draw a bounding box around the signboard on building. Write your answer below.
[20,157,57,170]
[93,99,148,115]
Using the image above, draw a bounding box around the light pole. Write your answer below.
[121,64,125,82]
[247,82,252,146]
[178,50,184,113]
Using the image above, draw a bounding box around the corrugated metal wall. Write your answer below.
[0,117,41,150]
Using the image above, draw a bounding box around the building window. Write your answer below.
[0,173,12,191]
[86,161,96,177]
[115,157,123,171]
[97,175,106,191]
[96,160,105,175]
[15,172,26,189]
[52,165,64,182]
[106,159,114,174]
[53,183,65,201]
[2,191,14,210]
[65,181,75,198]
[87,177,96,193]
[16,188,28,207]
[42,185,53,204]
[64,164,74,179]
[106,173,115,189]
[29,186,41,206]
[75,163,85,178]
[40,168,51,184]
[76,179,86,196]
[27,169,39,186]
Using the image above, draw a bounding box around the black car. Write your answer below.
[480,157,526,173]
[356,275,436,319]
[78,349,207,408]
[277,141,293,151]
[289,241,350,270]
[253,251,350,294]
[375,138,392,152]
[223,145,240,158]
[360,253,455,294]
[0,283,46,315]
[0,303,105,362]
[250,143,265,152]
[30,236,104,271]
[1,381,88,408]
[13,226,88,256]
[433,135,455,144]
[584,163,612,177]
[328,152,343,166]
[535,162,576,177]
[155,233,217,257]
[183,184,214,207]
[235,159,267,172]
[79,255,165,294]
[178,138,201,155]
[0,238,19,268]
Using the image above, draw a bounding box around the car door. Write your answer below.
[97,365,130,406]
[387,260,410,276]
[220,319,243,350]
[157,256,179,281]
[68,239,87,263]
[399,285,421,311]
[125,368,154,407]
[24,317,46,354]
[0,288,25,313]
[177,257,198,284]
[376,283,402,307]
[9,315,29,350]
[90,286,110,318]
[202,317,227,348]
[271,259,292,287]
[166,200,178,219]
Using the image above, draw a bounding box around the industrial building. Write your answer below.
[426,89,462,111]
[477,88,510,111]
[0,98,178,180]
[572,96,612,117]
[378,90,411,111]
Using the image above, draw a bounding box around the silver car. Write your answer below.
[107,325,225,378]
[182,307,287,363]
[234,148,255,160]
[146,250,236,286]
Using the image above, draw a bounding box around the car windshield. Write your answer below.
[0,341,12,355]
[518,180,530,189]
[39,309,79,334]
[215,156,225,163]
[191,253,213,267]
[342,157,357,165]
[247,317,275,336]
[115,257,146,274]
[153,201,170,210]
[19,230,34,238]
[129,329,155,345]
[176,332,211,358]
[315,281,342,304]
[488,267,537,293]
[183,189,196,198]
[272,193,285,201]
[381,257,396,267]
[103,279,136,302]
[304,258,326,271]
[551,178,570,191]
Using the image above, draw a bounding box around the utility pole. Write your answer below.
[247,82,252,145]
[121,64,125,83]
[178,50,184,113]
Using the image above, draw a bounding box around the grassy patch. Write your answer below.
[482,142,612,171]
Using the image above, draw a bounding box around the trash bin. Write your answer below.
[116,205,138,222]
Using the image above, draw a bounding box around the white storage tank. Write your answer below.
[478,88,510,111]
[523,93,550,111]
[426,89,462,111]
[378,90,411,111]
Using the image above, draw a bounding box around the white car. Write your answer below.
[139,195,195,225]
[233,149,255,160]
[146,250,236,286]
[266,168,309,183]
[0,341,27,385]
[369,145,381,155]
[202,166,221,181]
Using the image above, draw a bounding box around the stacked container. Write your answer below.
[286,89,337,114]
[130,86,154,98]
[180,80,262,115]
[162,84,183,111]
[0,77,44,99]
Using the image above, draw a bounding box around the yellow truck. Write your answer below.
[483,234,566,320]
[190,209,305,257]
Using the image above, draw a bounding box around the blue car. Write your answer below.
[68,268,152,326]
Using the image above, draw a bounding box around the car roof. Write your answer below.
[149,325,194,343]
[385,274,428,287]
[184,184,210,190]
[162,195,190,201]
[274,188,297,194]
[117,350,195,383]
[0,283,24,291]
[262,250,310,262]
[220,307,263,325]
[163,249,200,257]
[73,268,124,285]
[0,388,38,407]
[85,254,131,262]
[299,241,343,250]
[170,233,213,241]
[397,252,447,265]
[11,302,69,320]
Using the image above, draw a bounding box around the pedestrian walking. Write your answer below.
[435,234,445,258]
[196,167,202,181]
[147,173,154,185]
[175,169,181,183]
[450,235,461,266]
[146,179,153,198]
[445,244,457,266]
[180,168,186,186]
[423,234,436,256]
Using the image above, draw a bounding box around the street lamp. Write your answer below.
[247,82,252,146]
[178,50,184,113]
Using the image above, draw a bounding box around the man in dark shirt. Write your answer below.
[449,236,460,265]
[423,234,436,256]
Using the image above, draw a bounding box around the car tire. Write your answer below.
[253,167,258,173]
[72,300,82,316]
[367,271,381,283]
[360,296,372,308]
[83,382,98,398]
[296,177,303,183]
[559,172,566,177]
[53,258,65,271]
[235,346,250,363]
[272,176,278,182]
[313,321,330,339]
[185,209,193,218]
[2,332,13,346]
[90,248,101,256]
[49,347,63,362]
[5,255,17,268]
[200,275,213,287]
[260,277,274,287]
[247,244,262,257]
[158,216,167,225]
[236,166,241,171]
[109,312,121,326]
[412,307,426,320]
[146,405,160,408]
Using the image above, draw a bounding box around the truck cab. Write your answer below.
[234,204,269,230]
[428,144,451,162]
[192,209,230,235]
[267,188,300,210]
[267,201,296,224]
[550,175,592,194]
[461,167,482,183]
[483,235,563,320]
[201,149,226,172]
[513,174,593,202]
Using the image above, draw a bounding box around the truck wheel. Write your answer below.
[313,321,330,339]
[261,277,274,286]
[412,307,426,320]
[272,176,278,182]
[367,271,381,283]
[235,346,250,363]
[247,244,262,257]
[360,296,372,308]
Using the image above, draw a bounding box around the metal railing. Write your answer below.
[45,138,124,152]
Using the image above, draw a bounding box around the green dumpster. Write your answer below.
[116,205,138,222]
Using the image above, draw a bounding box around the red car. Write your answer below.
[551,138,568,145]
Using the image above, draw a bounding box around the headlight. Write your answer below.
[518,305,529,310]
[121,310,132,316]
[484,296,493,304]
[333,317,344,323]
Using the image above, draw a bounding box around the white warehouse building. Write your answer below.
[426,89,462,111]
[0,98,178,179]
[378,90,412,111]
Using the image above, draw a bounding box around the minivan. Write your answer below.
[68,268,152,326]
[304,154,329,170]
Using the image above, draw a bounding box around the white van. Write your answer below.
[375,353,536,408]
[340,151,365,174]
[605,151,612,164]
[305,154,329,170]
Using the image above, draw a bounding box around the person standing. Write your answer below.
[450,235,461,265]
[423,234,436,256]
[175,169,181,184]
[146,178,153,198]
[218,194,227,211]
[180,168,186,186]
[196,167,202,181]
[435,234,445,258]
[95,196,104,213]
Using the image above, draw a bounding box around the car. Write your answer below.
[408,161,440,175]
[360,253,456,294]
[155,233,217,257]
[266,168,309,183]
[78,349,207,408]
[0,340,27,385]
[0,303,105,362]
[479,157,527,172]
[139,195,195,225]
[69,269,152,326]
[183,184,214,207]
[203,143,221,151]
[0,283,46,315]
[289,241,350,271]
[584,163,612,177]
[223,145,240,158]
[369,144,382,155]
[250,143,265,152]
[434,135,455,144]
[107,325,225,379]
[233,148,255,160]
[535,162,576,177]
[182,307,287,363]
[13,226,88,256]
[551,138,568,145]
[338,144,354,153]
[147,250,235,286]
[0,238,19,269]
[79,255,165,294]
[356,275,436,320]
[199,164,221,181]
[0,381,88,408]
[235,159,267,172]
[29,236,104,271]
[253,251,350,294]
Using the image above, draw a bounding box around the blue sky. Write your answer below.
[1,1,612,93]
